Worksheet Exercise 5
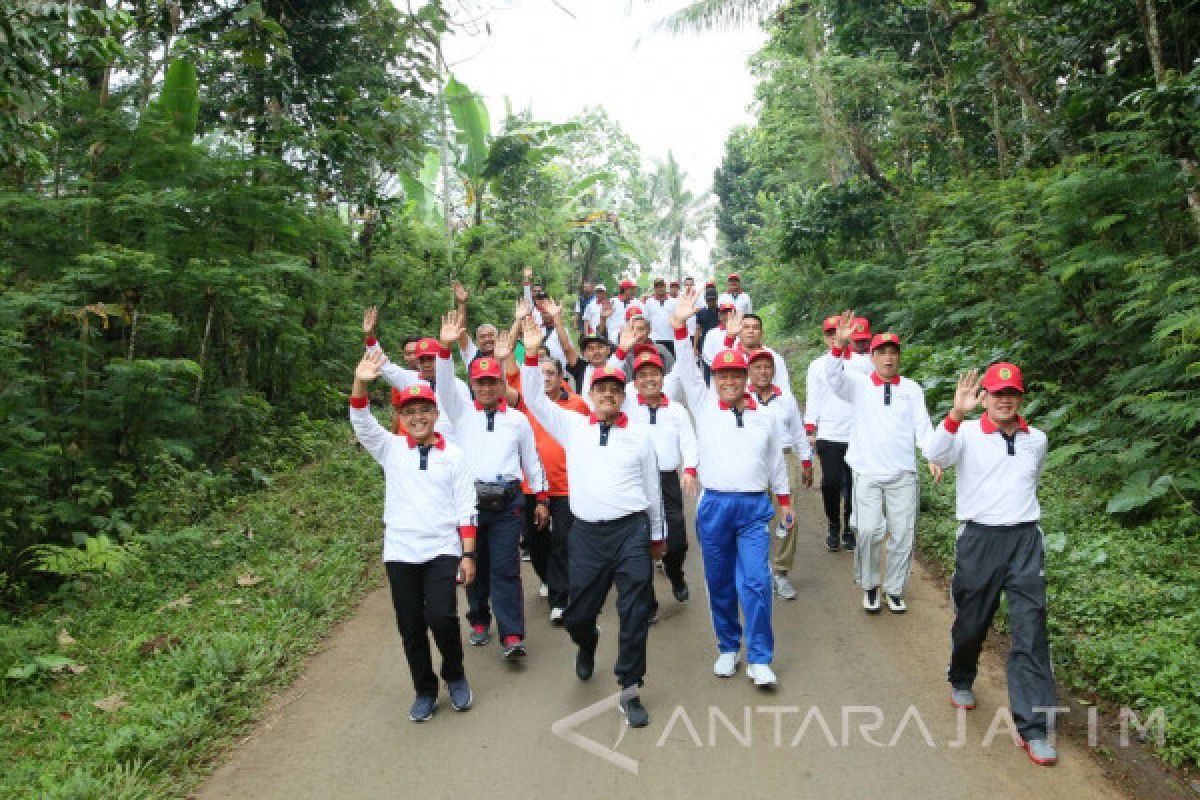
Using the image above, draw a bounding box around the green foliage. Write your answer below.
[26,535,142,580]
[0,431,382,798]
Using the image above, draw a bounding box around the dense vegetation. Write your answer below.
[709,0,1200,768]
[0,2,702,606]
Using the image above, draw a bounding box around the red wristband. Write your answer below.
[534,491,549,503]
[724,334,735,348]
[459,525,477,540]
[614,347,627,360]
[830,346,844,358]
[349,395,369,409]
[674,326,688,340]
[802,460,812,469]
[438,346,451,359]
[524,353,539,367]
[804,423,816,434]
[683,467,697,477]
[943,415,961,434]
[364,336,377,347]
[778,494,791,507]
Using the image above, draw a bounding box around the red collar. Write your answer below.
[637,394,668,408]
[406,432,446,450]
[474,399,508,412]
[588,412,629,428]
[718,394,759,411]
[754,385,783,401]
[980,413,1030,435]
[870,372,901,386]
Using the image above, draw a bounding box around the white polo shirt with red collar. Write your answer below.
[349,400,478,563]
[434,351,548,497]
[623,392,699,475]
[804,349,871,441]
[519,357,664,539]
[925,412,1048,526]
[824,347,934,481]
[643,295,678,341]
[672,329,790,499]
[753,384,813,464]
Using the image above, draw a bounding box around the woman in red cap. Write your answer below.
[349,348,479,723]
[925,363,1059,767]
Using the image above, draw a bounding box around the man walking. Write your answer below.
[925,363,1059,767]
[826,313,937,615]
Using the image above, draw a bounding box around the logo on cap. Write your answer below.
[854,323,865,333]
[409,386,421,395]
[479,359,490,370]
[639,353,652,362]
[419,341,429,350]
[724,353,734,363]
[999,367,1012,380]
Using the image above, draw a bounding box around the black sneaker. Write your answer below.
[619,693,650,728]
[842,531,856,551]
[825,533,840,552]
[575,646,595,681]
[863,587,882,614]
[672,581,690,603]
[501,636,526,659]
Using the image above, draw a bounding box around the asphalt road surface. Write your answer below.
[196,486,1131,800]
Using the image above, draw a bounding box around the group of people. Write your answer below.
[349,271,1061,767]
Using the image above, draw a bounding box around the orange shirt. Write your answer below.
[507,372,589,495]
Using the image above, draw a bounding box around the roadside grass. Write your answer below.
[0,426,384,799]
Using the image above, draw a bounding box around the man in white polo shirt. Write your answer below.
[925,363,1058,767]
[805,314,869,552]
[437,312,548,660]
[826,312,938,615]
[643,276,678,357]
[519,317,664,729]
[671,288,792,688]
[718,272,753,315]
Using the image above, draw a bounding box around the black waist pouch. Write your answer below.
[475,481,518,511]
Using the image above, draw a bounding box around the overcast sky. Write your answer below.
[440,0,766,268]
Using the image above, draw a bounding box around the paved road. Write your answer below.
[197,486,1129,800]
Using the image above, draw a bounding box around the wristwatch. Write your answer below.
[461,551,477,560]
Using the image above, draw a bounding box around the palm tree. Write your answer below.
[650,0,784,35]
[649,152,714,281]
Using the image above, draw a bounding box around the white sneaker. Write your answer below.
[713,652,739,678]
[886,593,907,614]
[538,583,549,598]
[746,663,777,687]
[773,574,797,600]
[549,607,564,625]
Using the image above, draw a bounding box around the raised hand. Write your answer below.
[493,330,513,361]
[617,323,637,354]
[801,463,814,489]
[523,266,533,282]
[726,308,744,338]
[670,287,698,328]
[452,280,469,306]
[439,309,464,348]
[542,296,562,322]
[362,306,378,336]
[599,299,614,319]
[929,463,945,484]
[521,314,545,353]
[833,309,855,350]
[951,368,985,420]
[355,348,387,383]
[515,297,530,321]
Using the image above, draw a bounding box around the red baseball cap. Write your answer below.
[653,276,666,285]
[704,281,716,288]
[981,362,1025,393]
[591,365,627,386]
[632,350,665,373]
[625,305,646,321]
[747,349,774,367]
[822,315,841,332]
[392,385,437,409]
[849,318,872,341]
[869,332,901,352]
[469,356,502,380]
[718,303,735,313]
[727,273,741,282]
[712,349,749,372]
[619,279,636,290]
[669,279,680,287]
[414,337,440,357]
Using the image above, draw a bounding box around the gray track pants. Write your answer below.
[948,521,1058,739]
[851,471,919,596]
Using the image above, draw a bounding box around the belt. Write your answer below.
[963,520,1040,533]
[704,489,767,498]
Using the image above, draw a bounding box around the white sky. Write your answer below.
[440,0,766,268]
